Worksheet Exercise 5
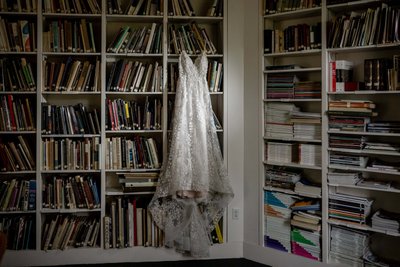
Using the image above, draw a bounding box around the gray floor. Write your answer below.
[60,258,269,267]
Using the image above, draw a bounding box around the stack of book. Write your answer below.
[0,1,37,12]
[367,158,400,173]
[329,226,369,266]
[265,103,298,139]
[298,144,321,166]
[291,210,321,232]
[371,209,400,234]
[291,227,321,261]
[118,172,159,193]
[329,135,365,149]
[0,96,35,131]
[356,178,392,190]
[329,60,359,92]
[329,193,373,224]
[264,191,297,252]
[328,100,377,132]
[290,111,321,140]
[265,74,298,99]
[266,142,297,164]
[363,141,400,152]
[0,19,35,52]
[294,179,321,198]
[0,136,36,172]
[265,168,302,190]
[293,81,321,99]
[367,121,400,133]
[327,172,361,185]
[329,153,369,168]
[291,199,320,213]
[44,0,101,14]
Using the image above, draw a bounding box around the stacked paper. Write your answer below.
[329,226,369,266]
[299,144,321,166]
[293,124,321,140]
[291,228,321,261]
[329,193,373,224]
[264,191,298,252]
[264,103,298,139]
[371,209,400,233]
[328,172,361,185]
[294,181,321,198]
[266,142,296,163]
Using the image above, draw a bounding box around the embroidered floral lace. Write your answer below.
[149,51,234,257]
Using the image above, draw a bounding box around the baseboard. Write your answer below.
[2,242,243,266]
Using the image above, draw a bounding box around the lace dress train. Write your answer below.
[148,52,234,257]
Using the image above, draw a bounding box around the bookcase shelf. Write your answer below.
[263,186,321,199]
[42,13,102,18]
[327,43,400,53]
[327,130,400,137]
[263,98,321,102]
[263,161,322,170]
[328,219,400,238]
[329,183,400,194]
[105,188,155,196]
[264,49,321,57]
[0,11,36,16]
[106,15,163,22]
[328,147,400,157]
[0,131,36,134]
[327,0,385,11]
[41,208,101,214]
[264,67,322,73]
[263,7,321,20]
[0,211,36,215]
[264,136,322,143]
[329,165,400,176]
[41,170,101,174]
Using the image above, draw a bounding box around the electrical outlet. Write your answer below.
[232,208,239,220]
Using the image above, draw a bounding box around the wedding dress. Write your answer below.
[149,51,234,257]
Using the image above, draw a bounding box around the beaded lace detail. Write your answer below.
[149,51,234,257]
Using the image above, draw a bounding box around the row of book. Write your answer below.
[42,175,100,209]
[329,134,400,152]
[263,23,322,54]
[41,104,101,135]
[43,0,101,14]
[43,19,97,53]
[0,96,35,132]
[168,23,217,55]
[107,23,162,54]
[0,179,36,211]
[328,3,400,48]
[0,135,35,172]
[105,136,160,170]
[43,57,101,92]
[106,98,162,131]
[0,58,36,92]
[104,197,164,248]
[168,60,223,92]
[108,0,162,16]
[0,18,35,52]
[329,57,400,92]
[365,57,399,91]
[107,60,163,92]
[264,0,321,15]
[0,215,35,250]
[168,0,195,17]
[41,214,100,250]
[266,142,321,167]
[0,0,37,12]
[41,137,101,171]
[265,74,321,99]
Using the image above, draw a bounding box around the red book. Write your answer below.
[330,61,336,92]
[7,95,16,130]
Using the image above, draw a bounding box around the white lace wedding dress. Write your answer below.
[149,51,234,257]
